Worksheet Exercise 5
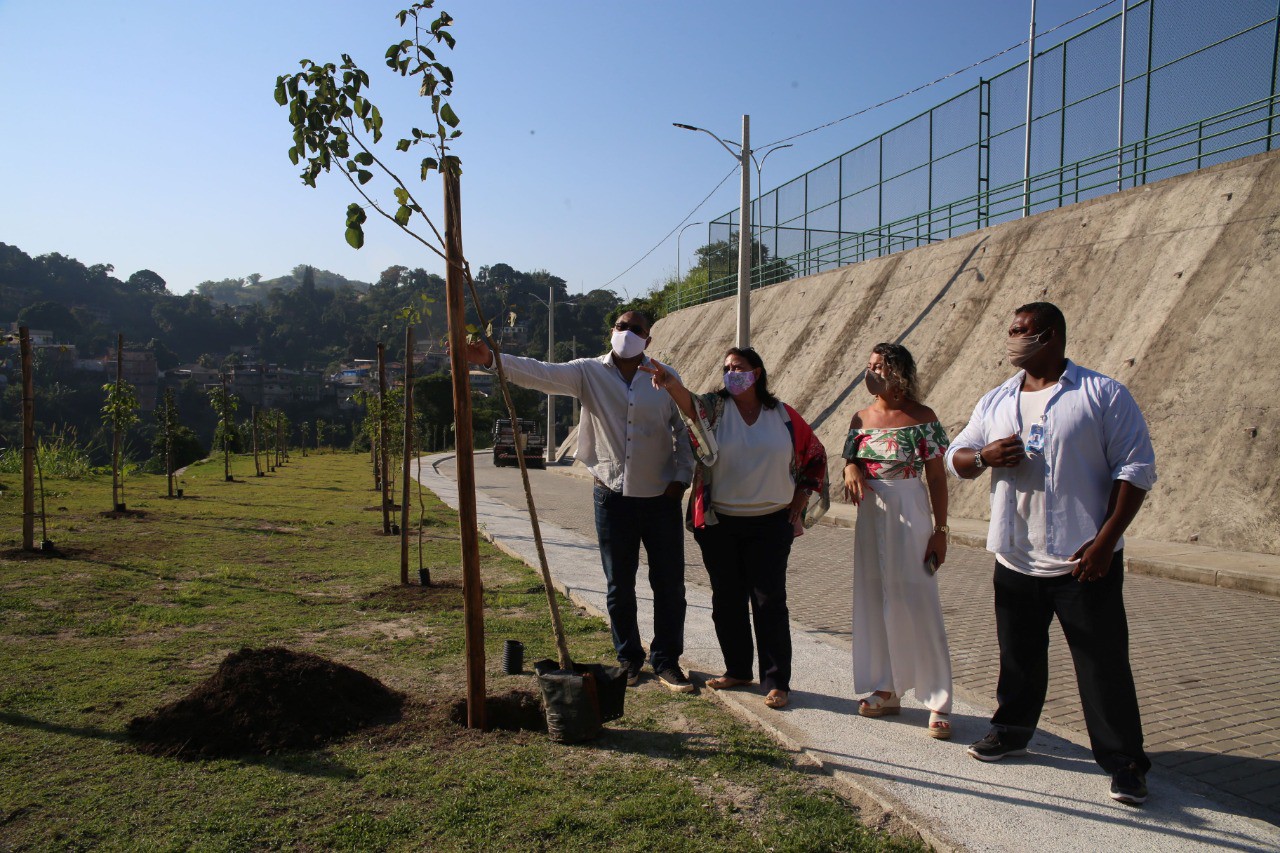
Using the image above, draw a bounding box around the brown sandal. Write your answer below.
[764,690,789,709]
[928,711,952,740]
[707,675,753,690]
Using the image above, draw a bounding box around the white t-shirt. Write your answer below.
[712,404,794,516]
[995,383,1078,577]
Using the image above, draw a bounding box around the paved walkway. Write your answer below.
[421,455,1280,851]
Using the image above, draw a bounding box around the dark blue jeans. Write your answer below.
[991,552,1150,774]
[593,484,686,673]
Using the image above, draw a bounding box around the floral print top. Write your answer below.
[842,421,949,480]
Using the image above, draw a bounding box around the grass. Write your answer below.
[0,452,921,852]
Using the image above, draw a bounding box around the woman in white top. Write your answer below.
[641,347,828,710]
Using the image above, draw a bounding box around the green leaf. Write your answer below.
[273,77,287,106]
[396,139,411,152]
[394,205,412,226]
[354,151,373,166]
[394,187,409,204]
[464,324,478,334]
[439,102,459,128]
[345,225,365,249]
[357,169,373,185]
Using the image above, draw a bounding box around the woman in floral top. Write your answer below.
[842,343,954,738]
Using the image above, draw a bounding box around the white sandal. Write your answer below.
[858,692,900,717]
[928,711,952,740]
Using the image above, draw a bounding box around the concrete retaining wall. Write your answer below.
[649,150,1280,555]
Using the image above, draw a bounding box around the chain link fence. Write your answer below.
[686,0,1280,308]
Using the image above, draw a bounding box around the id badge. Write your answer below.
[1026,422,1046,455]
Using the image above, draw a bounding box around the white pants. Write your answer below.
[853,477,953,713]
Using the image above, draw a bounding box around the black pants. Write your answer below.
[693,510,794,692]
[991,552,1150,773]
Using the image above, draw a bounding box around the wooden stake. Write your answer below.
[20,327,35,551]
[377,342,391,535]
[444,171,486,730]
[400,325,414,585]
[113,334,124,511]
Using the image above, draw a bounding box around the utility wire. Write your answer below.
[599,164,737,290]
[762,0,1119,149]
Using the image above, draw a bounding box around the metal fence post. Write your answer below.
[1269,0,1280,150]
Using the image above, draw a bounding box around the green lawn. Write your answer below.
[0,453,919,851]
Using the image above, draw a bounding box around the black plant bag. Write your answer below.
[533,660,627,743]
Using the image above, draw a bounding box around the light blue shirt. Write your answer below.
[944,360,1157,558]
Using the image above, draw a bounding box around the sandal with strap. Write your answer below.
[706,675,753,690]
[764,690,789,709]
[858,692,901,718]
[928,711,952,740]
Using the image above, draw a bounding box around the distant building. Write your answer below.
[106,347,159,411]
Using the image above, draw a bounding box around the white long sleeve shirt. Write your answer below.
[944,360,1157,559]
[495,351,695,498]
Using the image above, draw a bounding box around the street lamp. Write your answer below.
[674,115,752,348]
[750,143,792,277]
[529,285,578,462]
[676,221,703,309]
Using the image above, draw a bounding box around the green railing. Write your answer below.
[680,0,1280,310]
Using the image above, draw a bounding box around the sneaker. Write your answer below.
[967,731,1029,762]
[1110,765,1148,805]
[656,666,694,693]
[620,659,643,687]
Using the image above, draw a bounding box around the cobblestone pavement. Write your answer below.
[456,459,1280,822]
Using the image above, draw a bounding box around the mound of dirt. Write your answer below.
[128,647,404,758]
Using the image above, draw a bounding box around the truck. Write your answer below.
[492,418,547,469]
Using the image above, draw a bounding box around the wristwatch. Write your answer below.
[973,449,986,470]
[934,525,950,535]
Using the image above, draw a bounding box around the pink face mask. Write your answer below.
[723,369,757,396]
[1007,329,1051,368]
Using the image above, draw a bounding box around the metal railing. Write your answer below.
[679,0,1280,310]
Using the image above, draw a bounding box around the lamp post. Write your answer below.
[749,143,792,277]
[676,221,703,310]
[530,285,578,462]
[674,115,752,348]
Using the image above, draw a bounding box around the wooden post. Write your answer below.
[112,334,124,511]
[377,343,391,535]
[20,327,35,551]
[444,171,486,730]
[400,326,414,585]
[252,407,263,476]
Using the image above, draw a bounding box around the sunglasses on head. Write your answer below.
[613,321,646,334]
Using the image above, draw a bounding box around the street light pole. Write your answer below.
[676,220,704,309]
[674,114,752,348]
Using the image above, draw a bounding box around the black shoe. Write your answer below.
[656,666,694,693]
[620,659,643,687]
[967,731,1029,762]
[1110,765,1148,805]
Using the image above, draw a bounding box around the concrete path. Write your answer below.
[417,454,1280,851]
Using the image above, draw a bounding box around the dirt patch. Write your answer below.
[0,546,67,560]
[99,509,148,519]
[360,580,463,612]
[449,689,546,733]
[127,647,404,758]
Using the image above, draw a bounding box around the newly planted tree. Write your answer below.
[155,388,182,498]
[101,340,140,512]
[208,378,239,482]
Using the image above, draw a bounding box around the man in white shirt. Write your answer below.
[945,302,1156,806]
[463,310,697,692]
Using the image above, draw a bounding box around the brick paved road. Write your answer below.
[454,459,1280,822]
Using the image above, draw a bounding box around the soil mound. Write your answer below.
[128,647,404,758]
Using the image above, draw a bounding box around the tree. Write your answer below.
[208,377,239,481]
[154,388,182,497]
[101,374,139,512]
[127,269,168,295]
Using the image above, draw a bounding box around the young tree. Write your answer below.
[101,340,140,512]
[300,420,311,457]
[208,378,239,482]
[155,388,182,498]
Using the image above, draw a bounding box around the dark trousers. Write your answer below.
[693,510,795,692]
[991,553,1150,773]
[593,485,686,672]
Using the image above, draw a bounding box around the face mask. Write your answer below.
[1006,329,1051,368]
[611,329,647,360]
[865,371,887,396]
[723,369,757,396]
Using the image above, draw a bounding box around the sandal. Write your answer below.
[928,711,952,740]
[706,675,753,690]
[764,690,789,709]
[857,692,901,718]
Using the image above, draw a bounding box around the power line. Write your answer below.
[762,0,1119,149]
[599,164,737,291]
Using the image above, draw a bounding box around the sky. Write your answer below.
[0,0,1115,298]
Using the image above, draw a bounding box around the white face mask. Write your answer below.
[611,329,647,359]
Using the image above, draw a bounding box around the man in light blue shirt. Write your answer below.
[945,302,1156,806]
[463,310,697,693]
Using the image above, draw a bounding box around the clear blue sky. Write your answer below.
[0,0,1111,297]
